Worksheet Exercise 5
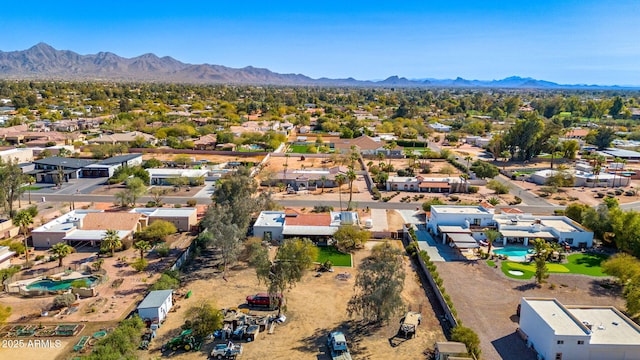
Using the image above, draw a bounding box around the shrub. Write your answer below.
[174,203,182,208]
[468,186,479,193]
[451,325,482,359]
[311,205,334,213]
[186,199,197,207]
[150,272,180,290]
[487,179,509,194]
[449,195,459,201]
[70,279,90,289]
[371,188,381,200]
[131,258,148,272]
[156,244,170,257]
[53,293,76,309]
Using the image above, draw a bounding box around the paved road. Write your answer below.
[25,193,213,205]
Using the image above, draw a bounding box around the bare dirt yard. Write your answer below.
[138,240,446,360]
[436,260,624,360]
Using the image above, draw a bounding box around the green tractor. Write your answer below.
[161,329,202,352]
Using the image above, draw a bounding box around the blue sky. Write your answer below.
[2,1,640,85]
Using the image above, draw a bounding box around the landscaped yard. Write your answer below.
[500,253,609,280]
[316,246,352,267]
[288,144,313,153]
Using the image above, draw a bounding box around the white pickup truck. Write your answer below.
[210,341,243,359]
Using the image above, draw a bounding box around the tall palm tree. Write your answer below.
[548,137,560,169]
[484,229,500,256]
[334,174,347,212]
[13,210,34,264]
[346,169,357,210]
[101,229,122,257]
[50,243,74,267]
[464,156,473,174]
[319,175,328,194]
[133,240,151,260]
[26,175,35,204]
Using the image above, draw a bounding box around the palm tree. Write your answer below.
[26,175,35,204]
[13,210,34,264]
[548,137,560,169]
[464,156,473,174]
[50,243,74,267]
[101,229,122,257]
[346,169,357,210]
[484,229,500,256]
[335,174,347,211]
[133,240,151,260]
[319,175,328,194]
[384,141,396,166]
[500,150,510,171]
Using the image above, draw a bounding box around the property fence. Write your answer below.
[402,225,458,329]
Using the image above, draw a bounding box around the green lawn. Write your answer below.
[288,145,312,154]
[316,246,352,267]
[564,253,609,276]
[500,253,609,280]
[21,186,42,191]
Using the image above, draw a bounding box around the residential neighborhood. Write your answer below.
[0,81,639,360]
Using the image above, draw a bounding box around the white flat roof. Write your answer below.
[431,205,494,215]
[253,211,285,227]
[146,168,208,177]
[500,230,555,238]
[282,226,338,236]
[568,307,640,345]
[438,225,471,233]
[130,207,196,218]
[32,210,103,233]
[524,298,589,336]
[63,230,131,241]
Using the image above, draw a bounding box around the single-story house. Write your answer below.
[253,211,360,242]
[88,131,157,146]
[332,135,403,156]
[81,154,143,178]
[265,166,349,190]
[130,208,198,232]
[137,290,173,323]
[29,157,97,183]
[31,210,143,249]
[193,134,217,150]
[386,176,465,193]
[146,168,208,186]
[429,122,451,133]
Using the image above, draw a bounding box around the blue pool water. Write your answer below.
[493,247,534,258]
[26,276,98,291]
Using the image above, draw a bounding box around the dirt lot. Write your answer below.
[139,240,446,360]
[436,260,624,360]
[90,184,204,198]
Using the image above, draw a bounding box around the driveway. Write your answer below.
[415,229,460,262]
[436,261,624,360]
[32,178,107,195]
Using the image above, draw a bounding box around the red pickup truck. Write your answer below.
[246,293,283,308]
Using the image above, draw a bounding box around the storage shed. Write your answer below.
[137,290,173,323]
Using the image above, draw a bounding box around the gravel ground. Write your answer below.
[435,260,623,360]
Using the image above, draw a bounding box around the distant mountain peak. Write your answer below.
[0,44,633,89]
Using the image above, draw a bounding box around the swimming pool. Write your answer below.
[26,276,98,291]
[493,247,534,259]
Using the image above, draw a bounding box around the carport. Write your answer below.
[446,233,479,250]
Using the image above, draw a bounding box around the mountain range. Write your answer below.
[0,43,631,89]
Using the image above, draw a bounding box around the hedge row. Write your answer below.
[406,228,481,358]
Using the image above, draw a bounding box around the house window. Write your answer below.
[472,218,481,226]
[557,340,564,345]
[577,340,584,345]
[555,353,562,360]
[566,238,574,244]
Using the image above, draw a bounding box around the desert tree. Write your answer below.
[332,225,369,253]
[186,302,224,339]
[199,204,244,278]
[347,241,405,324]
[254,237,318,314]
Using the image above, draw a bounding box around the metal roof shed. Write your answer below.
[137,290,173,323]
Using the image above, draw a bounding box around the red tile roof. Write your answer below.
[501,208,524,214]
[285,213,331,226]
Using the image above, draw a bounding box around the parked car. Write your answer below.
[246,293,283,308]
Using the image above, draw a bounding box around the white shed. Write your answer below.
[137,290,173,323]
